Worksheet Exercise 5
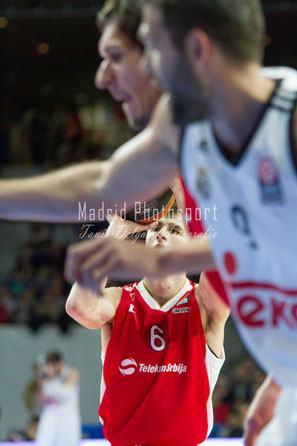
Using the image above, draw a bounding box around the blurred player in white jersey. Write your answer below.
[36,351,81,446]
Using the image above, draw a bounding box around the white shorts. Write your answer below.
[256,387,297,446]
[36,407,81,446]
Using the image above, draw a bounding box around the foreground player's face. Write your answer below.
[146,218,187,249]
[95,19,162,131]
[139,4,210,124]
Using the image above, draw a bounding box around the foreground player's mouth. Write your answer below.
[110,90,131,103]
[155,243,166,249]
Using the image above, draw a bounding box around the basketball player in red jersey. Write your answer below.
[66,214,229,446]
[0,1,296,444]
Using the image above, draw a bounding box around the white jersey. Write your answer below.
[36,366,81,446]
[181,67,297,387]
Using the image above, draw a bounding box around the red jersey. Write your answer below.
[99,279,223,446]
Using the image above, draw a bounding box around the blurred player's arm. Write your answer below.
[64,368,80,387]
[195,272,230,358]
[0,95,179,222]
[244,375,281,446]
[65,233,216,293]
[66,216,153,328]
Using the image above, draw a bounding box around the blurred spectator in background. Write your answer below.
[229,357,256,403]
[22,101,51,165]
[25,415,39,441]
[212,357,266,438]
[212,375,232,429]
[64,104,82,154]
[36,351,81,446]
[0,123,11,165]
[0,285,16,323]
[24,361,41,416]
[225,400,250,438]
[7,415,39,442]
[0,223,72,332]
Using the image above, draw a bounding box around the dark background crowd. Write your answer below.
[0,223,71,331]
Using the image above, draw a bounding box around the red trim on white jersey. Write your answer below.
[226,281,297,296]
[180,177,230,306]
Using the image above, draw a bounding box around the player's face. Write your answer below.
[139,5,210,124]
[44,362,58,379]
[95,19,162,131]
[146,218,187,249]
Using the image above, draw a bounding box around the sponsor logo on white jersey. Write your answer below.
[119,358,187,376]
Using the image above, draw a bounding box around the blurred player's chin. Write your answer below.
[170,94,209,125]
[122,104,147,131]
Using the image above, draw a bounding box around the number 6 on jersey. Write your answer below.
[150,325,166,352]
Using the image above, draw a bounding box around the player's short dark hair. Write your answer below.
[46,351,63,364]
[146,0,265,64]
[97,0,143,48]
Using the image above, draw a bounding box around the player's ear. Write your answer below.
[184,29,212,69]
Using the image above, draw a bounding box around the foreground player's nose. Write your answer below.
[95,60,113,90]
[156,231,167,242]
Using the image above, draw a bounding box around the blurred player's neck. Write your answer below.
[142,273,187,307]
[210,63,276,153]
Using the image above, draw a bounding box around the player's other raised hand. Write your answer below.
[244,375,281,446]
[65,215,158,295]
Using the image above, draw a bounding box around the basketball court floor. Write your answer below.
[1,439,243,445]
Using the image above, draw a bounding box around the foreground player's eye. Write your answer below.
[110,52,123,63]
[167,224,183,235]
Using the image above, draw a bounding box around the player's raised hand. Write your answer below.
[64,236,161,295]
[65,215,157,294]
[198,272,230,322]
[244,375,281,446]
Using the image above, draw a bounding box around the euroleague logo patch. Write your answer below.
[196,167,211,199]
[119,358,137,376]
[258,158,283,204]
